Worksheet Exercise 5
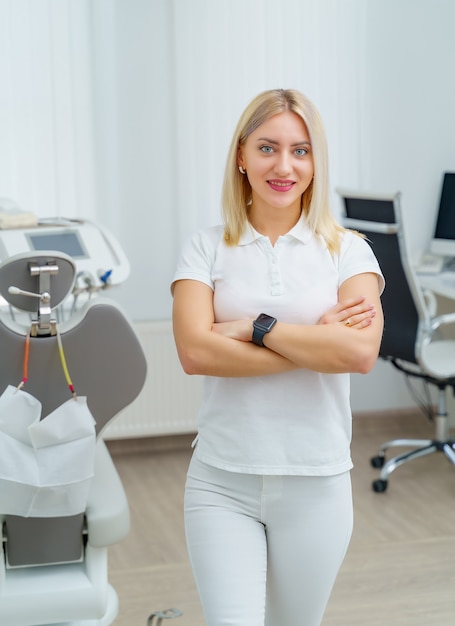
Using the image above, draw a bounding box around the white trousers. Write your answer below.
[184,455,353,626]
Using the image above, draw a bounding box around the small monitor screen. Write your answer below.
[434,173,455,241]
[27,230,87,258]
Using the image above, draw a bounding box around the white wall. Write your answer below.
[0,0,97,220]
[359,0,455,257]
[1,0,454,413]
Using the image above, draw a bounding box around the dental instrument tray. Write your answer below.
[0,218,130,289]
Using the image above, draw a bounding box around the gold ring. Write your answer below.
[344,318,351,327]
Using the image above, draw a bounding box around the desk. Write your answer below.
[417,271,455,301]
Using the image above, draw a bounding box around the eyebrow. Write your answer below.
[256,137,311,146]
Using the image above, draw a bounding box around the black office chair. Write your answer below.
[337,189,455,492]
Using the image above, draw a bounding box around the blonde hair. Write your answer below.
[221,88,345,253]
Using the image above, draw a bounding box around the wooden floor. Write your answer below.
[106,409,455,626]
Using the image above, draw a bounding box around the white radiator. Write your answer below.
[103,320,201,439]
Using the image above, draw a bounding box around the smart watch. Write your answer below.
[252,313,277,346]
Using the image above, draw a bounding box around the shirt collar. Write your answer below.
[238,214,313,246]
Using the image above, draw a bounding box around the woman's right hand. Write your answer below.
[317,295,376,329]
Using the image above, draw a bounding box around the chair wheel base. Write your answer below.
[372,479,388,493]
[370,454,385,469]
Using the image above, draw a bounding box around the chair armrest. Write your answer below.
[418,311,455,379]
[428,311,455,334]
[85,439,130,547]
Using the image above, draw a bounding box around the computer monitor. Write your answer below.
[429,172,455,258]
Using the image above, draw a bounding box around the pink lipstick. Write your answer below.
[268,180,295,192]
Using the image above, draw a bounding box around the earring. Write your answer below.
[239,166,246,174]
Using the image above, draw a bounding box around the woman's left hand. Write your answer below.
[318,295,376,329]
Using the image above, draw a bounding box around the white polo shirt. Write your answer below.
[172,217,384,476]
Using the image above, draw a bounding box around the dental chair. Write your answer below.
[0,250,147,625]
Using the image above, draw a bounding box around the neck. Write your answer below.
[248,205,301,245]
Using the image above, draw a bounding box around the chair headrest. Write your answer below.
[0,251,76,312]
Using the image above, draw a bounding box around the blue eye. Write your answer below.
[295,148,308,156]
[260,145,273,154]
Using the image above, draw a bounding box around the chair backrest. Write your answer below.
[0,252,147,567]
[0,251,147,432]
[337,190,429,364]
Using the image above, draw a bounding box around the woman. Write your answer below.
[172,88,384,626]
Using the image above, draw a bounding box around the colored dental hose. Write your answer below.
[56,325,76,397]
[17,326,76,398]
[17,330,30,390]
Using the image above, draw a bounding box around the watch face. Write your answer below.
[255,313,276,330]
